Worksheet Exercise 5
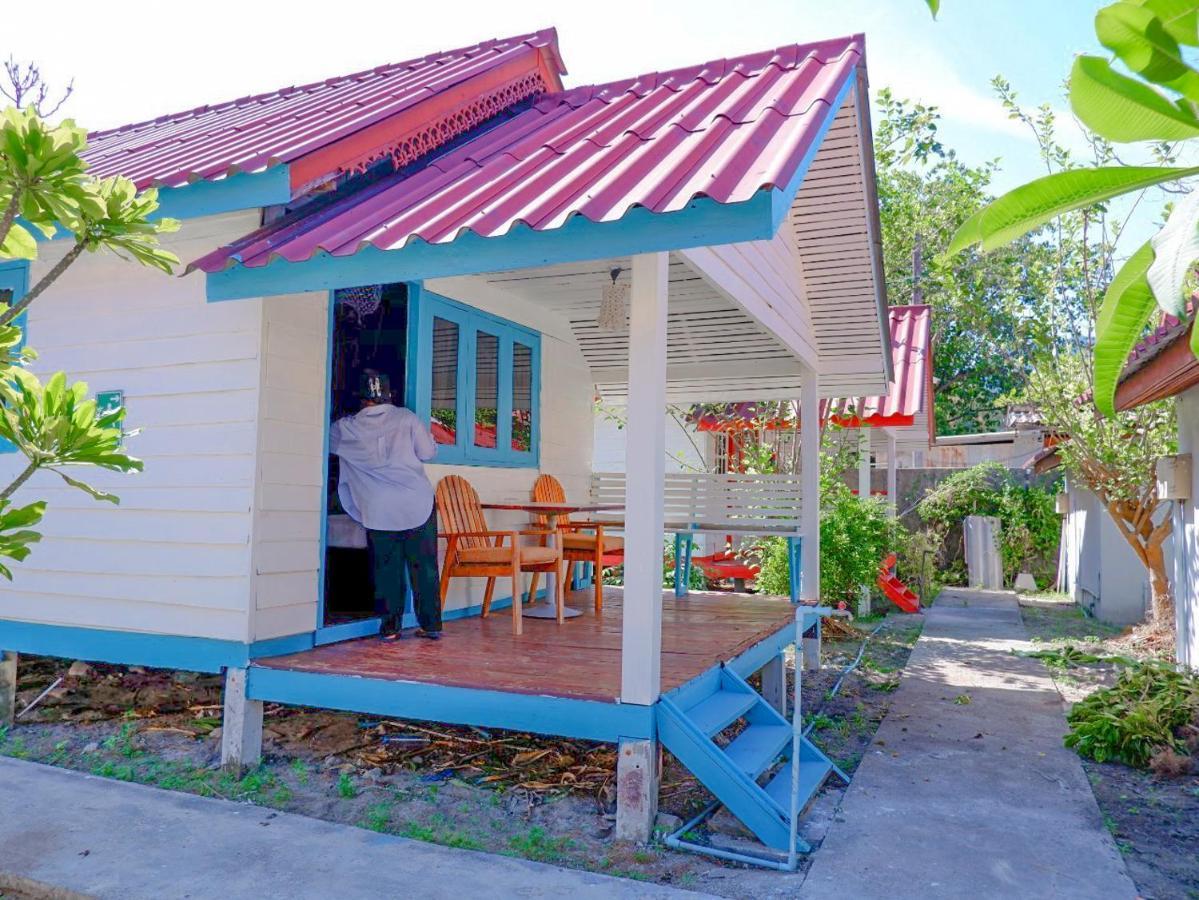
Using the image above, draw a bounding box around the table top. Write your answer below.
[481,500,624,514]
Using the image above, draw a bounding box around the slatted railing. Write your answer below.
[590,471,804,536]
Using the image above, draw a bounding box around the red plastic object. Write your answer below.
[692,551,760,583]
[877,553,919,613]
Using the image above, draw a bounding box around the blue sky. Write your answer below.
[3,0,1143,230]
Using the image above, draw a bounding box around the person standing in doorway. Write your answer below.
[330,370,442,641]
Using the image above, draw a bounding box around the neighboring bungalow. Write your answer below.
[1110,305,1198,666]
[0,29,893,850]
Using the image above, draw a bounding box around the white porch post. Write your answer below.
[858,428,871,498]
[616,251,668,843]
[887,430,898,517]
[800,368,820,600]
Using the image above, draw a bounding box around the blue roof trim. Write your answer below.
[204,191,776,302]
[153,165,293,220]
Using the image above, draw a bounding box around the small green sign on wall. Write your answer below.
[96,390,124,419]
[96,390,125,446]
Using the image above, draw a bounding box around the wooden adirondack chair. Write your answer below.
[527,474,624,614]
[434,474,562,635]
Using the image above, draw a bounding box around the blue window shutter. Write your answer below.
[0,261,30,455]
[411,287,541,469]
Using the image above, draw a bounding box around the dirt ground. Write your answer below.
[1018,593,1199,900]
[0,613,922,897]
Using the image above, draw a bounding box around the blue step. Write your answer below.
[764,754,834,817]
[683,688,757,736]
[724,724,792,779]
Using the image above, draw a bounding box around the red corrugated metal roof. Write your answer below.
[83,30,566,190]
[190,34,864,272]
[827,304,931,427]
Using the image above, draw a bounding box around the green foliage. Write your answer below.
[917,462,1060,586]
[336,772,357,799]
[875,91,1070,434]
[757,437,906,603]
[0,103,178,575]
[0,368,142,503]
[940,1,1199,416]
[1065,661,1199,767]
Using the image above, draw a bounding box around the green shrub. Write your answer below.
[1064,663,1199,768]
[917,462,1060,587]
[757,454,906,604]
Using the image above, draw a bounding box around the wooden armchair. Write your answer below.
[527,474,624,614]
[434,474,563,635]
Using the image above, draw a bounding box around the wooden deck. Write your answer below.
[255,587,797,704]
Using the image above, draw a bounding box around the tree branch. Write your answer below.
[0,240,85,327]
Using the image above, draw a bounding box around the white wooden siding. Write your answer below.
[0,212,262,641]
[248,292,328,641]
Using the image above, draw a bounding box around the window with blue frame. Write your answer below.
[0,261,29,454]
[411,288,540,467]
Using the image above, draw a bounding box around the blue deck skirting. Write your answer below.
[0,620,244,674]
[246,666,655,743]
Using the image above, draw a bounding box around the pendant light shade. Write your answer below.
[597,267,627,332]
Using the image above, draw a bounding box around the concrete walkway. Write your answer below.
[801,589,1137,900]
[0,757,702,899]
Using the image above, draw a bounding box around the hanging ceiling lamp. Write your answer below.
[597,267,627,332]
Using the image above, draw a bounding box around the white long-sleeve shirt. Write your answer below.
[330,404,437,532]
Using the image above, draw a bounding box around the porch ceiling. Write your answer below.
[479,253,814,401]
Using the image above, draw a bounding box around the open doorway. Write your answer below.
[321,282,409,630]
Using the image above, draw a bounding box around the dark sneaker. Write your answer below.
[379,615,403,641]
[415,628,442,641]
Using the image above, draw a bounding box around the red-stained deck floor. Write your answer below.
[255,588,797,703]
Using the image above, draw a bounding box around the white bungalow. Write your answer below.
[0,28,891,848]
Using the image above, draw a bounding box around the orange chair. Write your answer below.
[526,474,624,613]
[434,475,563,634]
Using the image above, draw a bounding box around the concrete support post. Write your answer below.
[800,368,820,600]
[760,652,787,716]
[886,430,898,517]
[616,252,668,844]
[0,651,17,727]
[802,622,821,673]
[220,667,263,773]
[615,738,659,843]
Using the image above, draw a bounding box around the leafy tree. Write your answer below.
[875,91,1073,433]
[0,106,178,578]
[942,1,1199,417]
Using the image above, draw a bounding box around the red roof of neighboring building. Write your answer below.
[690,305,931,435]
[83,30,566,191]
[190,34,864,272]
[827,304,932,428]
[1114,298,1198,410]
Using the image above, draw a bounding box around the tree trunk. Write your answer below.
[1143,539,1175,624]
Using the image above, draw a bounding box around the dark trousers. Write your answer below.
[368,510,441,633]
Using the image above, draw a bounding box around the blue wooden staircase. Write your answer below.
[658,666,840,852]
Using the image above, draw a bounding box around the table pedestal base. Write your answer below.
[522,602,583,619]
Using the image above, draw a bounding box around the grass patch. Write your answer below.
[507,826,576,863]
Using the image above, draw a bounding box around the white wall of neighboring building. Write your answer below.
[592,406,709,475]
[1062,476,1162,627]
[1175,384,1199,669]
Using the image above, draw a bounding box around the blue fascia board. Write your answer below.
[245,666,655,742]
[153,166,293,220]
[248,631,315,659]
[206,191,776,302]
[0,619,245,673]
[769,71,857,234]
